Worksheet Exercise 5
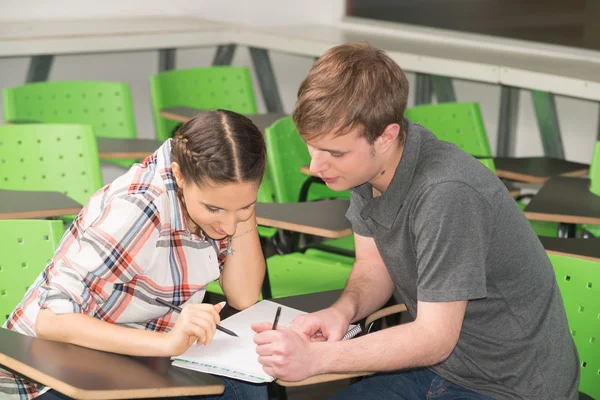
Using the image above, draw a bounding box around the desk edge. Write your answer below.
[0,208,81,220]
[276,371,373,387]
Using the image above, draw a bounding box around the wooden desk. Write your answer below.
[0,328,224,399]
[493,157,589,184]
[539,237,600,262]
[0,190,82,219]
[524,177,600,225]
[217,290,372,387]
[255,200,352,239]
[160,107,287,133]
[97,138,163,160]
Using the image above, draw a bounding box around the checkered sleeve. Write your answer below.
[38,195,162,317]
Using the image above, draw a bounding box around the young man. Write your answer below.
[251,42,579,399]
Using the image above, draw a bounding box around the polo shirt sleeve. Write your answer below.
[345,189,373,237]
[410,181,492,302]
[38,195,161,316]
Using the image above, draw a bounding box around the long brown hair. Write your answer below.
[171,109,266,187]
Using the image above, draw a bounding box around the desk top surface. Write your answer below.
[161,107,287,133]
[524,177,600,224]
[256,200,352,239]
[0,189,82,219]
[0,328,224,399]
[539,237,600,262]
[97,137,163,159]
[493,157,589,183]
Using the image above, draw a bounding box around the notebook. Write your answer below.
[171,300,362,383]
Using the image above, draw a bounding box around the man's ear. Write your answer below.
[375,123,401,154]
[171,162,185,188]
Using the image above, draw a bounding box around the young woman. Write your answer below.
[1,110,268,400]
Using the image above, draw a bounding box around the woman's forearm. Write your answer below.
[220,216,265,309]
[35,309,172,356]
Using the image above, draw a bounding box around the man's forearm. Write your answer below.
[333,259,395,323]
[315,320,450,374]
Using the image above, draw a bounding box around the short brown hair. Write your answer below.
[293,41,409,144]
[171,110,266,187]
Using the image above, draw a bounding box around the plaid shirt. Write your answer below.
[0,139,230,399]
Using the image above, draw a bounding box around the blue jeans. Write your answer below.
[38,377,267,400]
[331,368,495,399]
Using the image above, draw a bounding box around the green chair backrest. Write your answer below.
[265,116,349,203]
[590,142,600,197]
[478,158,496,173]
[2,80,138,168]
[0,219,64,322]
[404,102,492,157]
[150,66,258,141]
[0,124,103,207]
[548,254,600,399]
[256,167,278,239]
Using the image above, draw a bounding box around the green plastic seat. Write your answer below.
[0,124,103,222]
[548,254,600,399]
[3,80,139,168]
[206,248,354,299]
[265,116,349,203]
[266,250,353,299]
[405,102,492,157]
[150,66,258,142]
[0,219,64,322]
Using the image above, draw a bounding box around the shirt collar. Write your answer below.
[357,118,423,229]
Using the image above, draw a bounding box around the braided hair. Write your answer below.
[171,109,266,188]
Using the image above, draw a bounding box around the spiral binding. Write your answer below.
[342,324,363,340]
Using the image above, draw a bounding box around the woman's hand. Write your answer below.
[164,302,225,356]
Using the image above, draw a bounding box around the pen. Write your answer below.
[155,297,239,337]
[272,306,282,330]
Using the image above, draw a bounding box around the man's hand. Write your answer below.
[290,306,351,342]
[251,322,322,381]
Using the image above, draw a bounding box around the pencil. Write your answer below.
[155,297,239,337]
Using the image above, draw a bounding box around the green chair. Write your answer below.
[549,254,600,399]
[150,66,258,142]
[264,116,353,256]
[206,248,353,299]
[0,219,64,322]
[404,102,492,157]
[265,116,349,204]
[3,80,139,168]
[0,124,103,221]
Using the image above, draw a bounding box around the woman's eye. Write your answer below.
[206,207,220,214]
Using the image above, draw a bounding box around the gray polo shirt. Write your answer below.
[346,119,579,399]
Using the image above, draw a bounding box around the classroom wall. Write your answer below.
[0,0,598,185]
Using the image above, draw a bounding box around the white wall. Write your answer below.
[0,0,597,185]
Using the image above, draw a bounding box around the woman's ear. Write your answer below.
[171,162,185,188]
